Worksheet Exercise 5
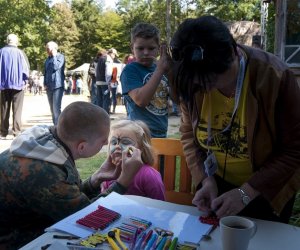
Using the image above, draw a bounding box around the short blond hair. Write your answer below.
[110,120,155,165]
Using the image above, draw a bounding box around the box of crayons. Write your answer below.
[76,205,121,231]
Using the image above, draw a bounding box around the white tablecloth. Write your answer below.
[20,195,300,250]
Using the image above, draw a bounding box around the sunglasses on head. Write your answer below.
[170,44,204,62]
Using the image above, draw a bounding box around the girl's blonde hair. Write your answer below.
[110,119,155,165]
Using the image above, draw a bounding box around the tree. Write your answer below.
[194,0,261,22]
[48,2,79,69]
[71,0,105,65]
[95,11,127,58]
[0,0,50,70]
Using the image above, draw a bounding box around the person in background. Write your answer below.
[75,75,83,95]
[37,74,43,95]
[96,48,118,114]
[0,101,143,249]
[110,66,118,113]
[44,41,65,125]
[66,75,73,95]
[169,16,300,223]
[32,74,39,95]
[88,50,105,106]
[120,23,170,138]
[123,53,135,65]
[101,119,165,200]
[0,33,29,140]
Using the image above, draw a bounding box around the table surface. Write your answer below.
[20,195,300,250]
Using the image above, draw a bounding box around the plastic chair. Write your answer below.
[151,138,195,205]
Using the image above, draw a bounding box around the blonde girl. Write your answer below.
[101,120,165,200]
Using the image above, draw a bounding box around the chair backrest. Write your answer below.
[151,138,195,205]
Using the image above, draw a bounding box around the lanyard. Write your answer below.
[207,55,246,148]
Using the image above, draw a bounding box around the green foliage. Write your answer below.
[95,11,127,58]
[49,2,79,69]
[71,0,105,65]
[194,0,261,22]
[0,0,50,71]
[0,0,269,71]
[266,2,275,53]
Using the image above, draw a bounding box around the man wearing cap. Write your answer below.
[96,48,118,114]
[0,34,29,140]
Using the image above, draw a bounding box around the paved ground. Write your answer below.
[0,93,180,153]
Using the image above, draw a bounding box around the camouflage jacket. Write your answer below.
[0,125,125,249]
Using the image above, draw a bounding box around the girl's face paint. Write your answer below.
[109,136,136,154]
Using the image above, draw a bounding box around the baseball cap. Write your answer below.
[108,48,118,57]
[6,34,18,46]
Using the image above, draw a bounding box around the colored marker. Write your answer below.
[144,233,158,250]
[141,229,153,248]
[163,237,172,250]
[169,237,178,250]
[129,228,139,249]
[156,236,167,250]
[133,231,146,250]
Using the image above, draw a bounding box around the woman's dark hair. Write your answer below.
[170,16,237,102]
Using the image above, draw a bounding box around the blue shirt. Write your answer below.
[120,62,169,138]
[0,45,29,90]
[44,53,65,90]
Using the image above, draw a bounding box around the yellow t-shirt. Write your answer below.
[196,69,252,186]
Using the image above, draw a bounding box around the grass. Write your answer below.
[76,152,107,180]
[75,147,300,227]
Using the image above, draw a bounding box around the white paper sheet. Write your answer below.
[46,192,211,243]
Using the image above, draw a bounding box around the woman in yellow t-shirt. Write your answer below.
[169,16,300,223]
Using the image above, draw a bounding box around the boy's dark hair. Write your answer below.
[131,23,160,45]
[170,16,237,102]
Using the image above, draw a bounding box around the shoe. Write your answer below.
[0,135,6,140]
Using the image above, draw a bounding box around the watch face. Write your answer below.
[243,196,251,205]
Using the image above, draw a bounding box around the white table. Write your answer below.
[20,195,300,250]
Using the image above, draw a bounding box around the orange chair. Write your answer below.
[151,138,195,205]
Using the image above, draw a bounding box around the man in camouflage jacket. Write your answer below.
[0,101,143,249]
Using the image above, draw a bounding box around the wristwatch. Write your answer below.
[238,188,251,206]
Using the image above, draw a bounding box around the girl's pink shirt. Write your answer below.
[101,164,165,201]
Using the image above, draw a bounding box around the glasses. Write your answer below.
[170,44,204,62]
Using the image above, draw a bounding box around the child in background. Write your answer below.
[120,23,171,138]
[76,75,83,94]
[101,120,165,200]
